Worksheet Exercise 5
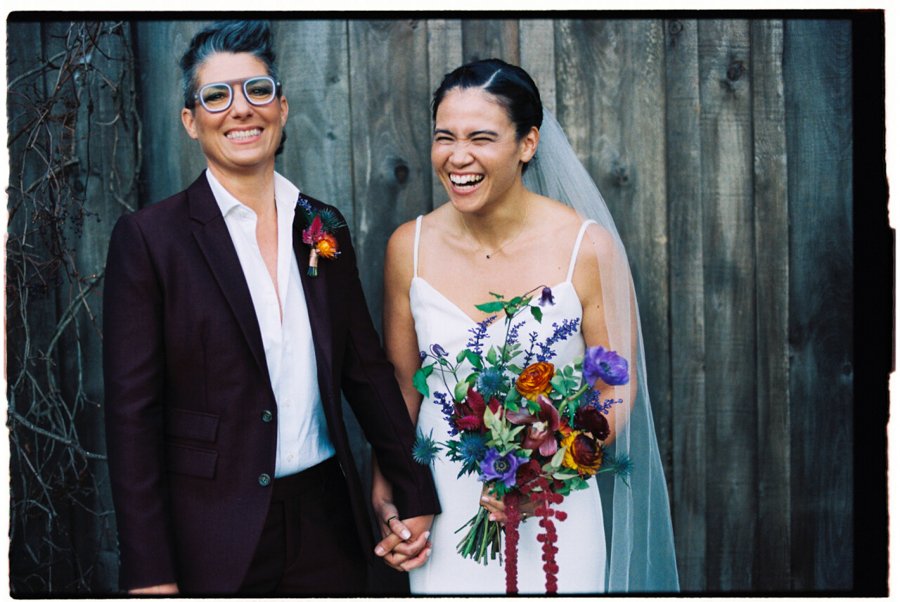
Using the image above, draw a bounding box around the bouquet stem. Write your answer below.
[455,506,502,565]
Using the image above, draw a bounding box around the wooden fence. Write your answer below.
[6,14,889,594]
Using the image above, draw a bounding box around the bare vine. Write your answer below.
[7,21,140,593]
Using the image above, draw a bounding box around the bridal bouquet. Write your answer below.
[413,287,631,593]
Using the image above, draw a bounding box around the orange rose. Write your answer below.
[515,361,555,400]
[561,430,603,475]
[315,233,339,259]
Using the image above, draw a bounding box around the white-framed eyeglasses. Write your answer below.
[193,75,281,113]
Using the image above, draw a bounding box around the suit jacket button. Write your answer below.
[261,410,274,423]
[258,473,272,487]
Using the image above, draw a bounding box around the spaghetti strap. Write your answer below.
[413,215,423,277]
[565,220,597,283]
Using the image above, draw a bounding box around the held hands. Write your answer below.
[373,502,433,572]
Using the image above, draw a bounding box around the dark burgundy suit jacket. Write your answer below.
[103,173,438,593]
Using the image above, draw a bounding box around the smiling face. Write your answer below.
[180,52,288,179]
[431,87,538,215]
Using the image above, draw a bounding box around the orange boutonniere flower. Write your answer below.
[298,195,345,277]
[515,361,555,400]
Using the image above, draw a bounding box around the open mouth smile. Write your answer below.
[449,173,485,188]
[226,128,262,141]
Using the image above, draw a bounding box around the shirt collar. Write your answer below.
[206,169,300,219]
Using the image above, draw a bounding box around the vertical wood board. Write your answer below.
[697,18,757,591]
[784,18,854,592]
[664,17,707,593]
[426,19,463,209]
[132,20,208,205]
[750,19,792,592]
[348,20,432,331]
[274,20,354,220]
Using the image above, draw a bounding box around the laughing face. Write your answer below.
[181,52,288,180]
[431,87,537,215]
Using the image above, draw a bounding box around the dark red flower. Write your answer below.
[574,404,611,441]
[454,387,500,432]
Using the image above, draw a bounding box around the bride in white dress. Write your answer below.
[371,59,678,594]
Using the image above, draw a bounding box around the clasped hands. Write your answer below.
[374,487,537,572]
[373,503,433,572]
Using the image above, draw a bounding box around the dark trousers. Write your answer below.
[239,457,367,594]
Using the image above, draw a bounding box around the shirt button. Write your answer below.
[261,410,274,423]
[258,473,272,487]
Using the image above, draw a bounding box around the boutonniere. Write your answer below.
[298,194,346,277]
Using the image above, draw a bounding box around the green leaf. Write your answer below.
[550,446,566,469]
[454,379,470,402]
[486,347,498,366]
[505,387,522,405]
[463,349,483,370]
[456,349,468,363]
[413,364,433,397]
[530,305,543,323]
[550,374,567,395]
[475,301,505,314]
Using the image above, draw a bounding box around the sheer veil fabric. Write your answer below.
[523,109,679,592]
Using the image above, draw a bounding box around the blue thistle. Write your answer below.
[475,367,504,398]
[445,431,488,477]
[412,429,440,465]
[602,451,633,485]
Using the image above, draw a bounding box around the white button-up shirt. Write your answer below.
[207,169,335,477]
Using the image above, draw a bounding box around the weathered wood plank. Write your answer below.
[460,19,520,64]
[348,20,432,330]
[784,18,854,592]
[347,22,432,593]
[555,17,672,489]
[133,20,208,205]
[274,20,354,220]
[426,19,463,209]
[697,19,756,591]
[750,19,791,592]
[519,19,557,115]
[664,17,707,593]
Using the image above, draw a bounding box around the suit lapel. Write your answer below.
[294,200,334,380]
[187,174,270,381]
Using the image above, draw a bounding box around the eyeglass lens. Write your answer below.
[199,77,277,112]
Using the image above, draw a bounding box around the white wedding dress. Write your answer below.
[407,216,607,595]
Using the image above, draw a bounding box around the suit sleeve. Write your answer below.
[330,212,440,519]
[103,213,178,590]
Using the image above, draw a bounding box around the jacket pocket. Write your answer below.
[166,407,219,443]
[165,442,218,479]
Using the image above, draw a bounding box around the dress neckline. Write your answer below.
[411,277,578,326]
